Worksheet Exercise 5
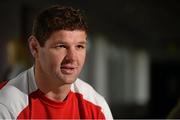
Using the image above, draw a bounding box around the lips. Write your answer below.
[60,66,76,74]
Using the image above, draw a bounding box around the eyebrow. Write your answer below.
[56,40,87,44]
[77,41,87,44]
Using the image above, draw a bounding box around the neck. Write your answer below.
[44,85,71,102]
[34,65,71,102]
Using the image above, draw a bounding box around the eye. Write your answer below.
[55,44,66,48]
[76,44,85,49]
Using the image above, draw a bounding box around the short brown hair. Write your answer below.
[32,5,88,46]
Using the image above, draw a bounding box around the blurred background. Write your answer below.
[0,0,180,118]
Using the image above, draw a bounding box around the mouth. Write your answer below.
[60,66,76,74]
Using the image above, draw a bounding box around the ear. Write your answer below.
[28,35,39,58]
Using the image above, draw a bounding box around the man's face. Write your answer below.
[34,30,87,85]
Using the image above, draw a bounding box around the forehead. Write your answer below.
[47,30,87,42]
[42,30,87,47]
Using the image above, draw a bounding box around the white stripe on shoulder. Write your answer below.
[0,85,28,118]
[71,78,113,119]
[0,66,37,119]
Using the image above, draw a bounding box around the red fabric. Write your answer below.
[0,81,8,89]
[17,89,105,119]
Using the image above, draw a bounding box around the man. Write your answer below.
[0,5,113,119]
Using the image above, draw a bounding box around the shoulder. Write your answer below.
[0,68,30,94]
[0,66,36,94]
[0,69,29,100]
[0,85,28,118]
[72,78,104,102]
[0,67,35,118]
[0,104,14,118]
[71,78,113,119]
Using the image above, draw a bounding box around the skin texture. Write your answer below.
[29,30,87,101]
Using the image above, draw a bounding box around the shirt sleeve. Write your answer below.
[0,104,14,119]
[101,97,113,119]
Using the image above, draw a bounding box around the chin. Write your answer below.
[61,77,77,84]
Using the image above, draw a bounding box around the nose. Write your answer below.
[64,48,76,62]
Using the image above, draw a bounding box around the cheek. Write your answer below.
[79,52,86,65]
[49,52,65,66]
[38,52,49,68]
[39,51,56,67]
